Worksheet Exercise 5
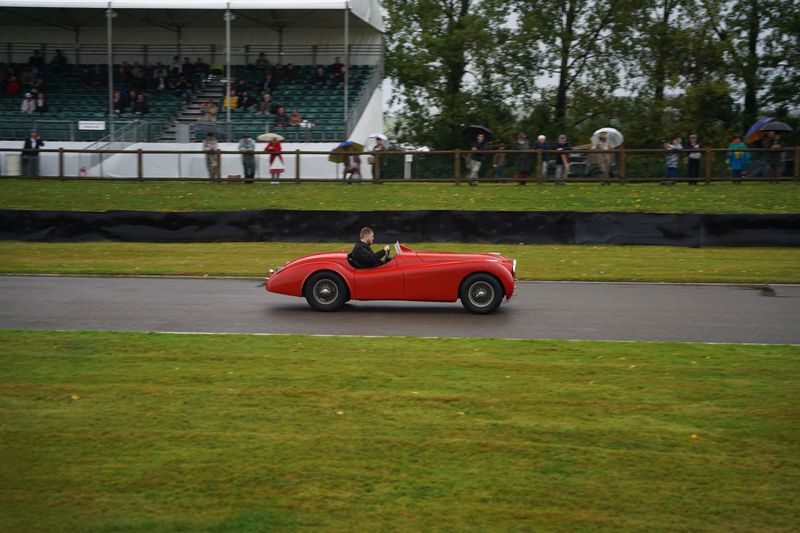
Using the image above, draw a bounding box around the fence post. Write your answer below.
[536,150,543,183]
[58,148,64,178]
[295,149,301,182]
[619,148,626,184]
[794,146,799,181]
[454,149,461,185]
[704,147,712,184]
[137,149,143,179]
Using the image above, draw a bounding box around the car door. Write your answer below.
[353,259,403,300]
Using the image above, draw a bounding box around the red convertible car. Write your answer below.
[266,243,516,314]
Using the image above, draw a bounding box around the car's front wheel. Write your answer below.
[304,272,348,311]
[460,273,504,314]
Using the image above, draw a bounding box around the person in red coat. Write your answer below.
[265,140,285,181]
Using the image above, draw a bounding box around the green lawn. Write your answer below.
[1,329,798,531]
[1,179,798,213]
[2,241,799,283]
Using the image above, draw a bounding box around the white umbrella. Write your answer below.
[257,133,284,142]
[591,127,624,148]
[364,133,389,150]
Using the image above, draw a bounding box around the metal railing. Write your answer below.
[0,146,797,182]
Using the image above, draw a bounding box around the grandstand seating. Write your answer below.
[0,65,182,141]
[0,63,375,142]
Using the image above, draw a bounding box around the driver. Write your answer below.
[349,227,390,269]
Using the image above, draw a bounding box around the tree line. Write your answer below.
[383,0,799,149]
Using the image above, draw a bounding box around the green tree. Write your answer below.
[383,0,511,148]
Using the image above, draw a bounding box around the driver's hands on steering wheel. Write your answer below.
[383,245,390,253]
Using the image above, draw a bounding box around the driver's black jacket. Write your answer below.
[349,241,386,269]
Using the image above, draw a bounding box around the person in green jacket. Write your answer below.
[727,135,749,183]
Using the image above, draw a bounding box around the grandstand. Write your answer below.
[0,0,383,156]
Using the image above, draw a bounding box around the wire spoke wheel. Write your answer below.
[460,273,503,314]
[313,279,339,305]
[468,281,495,308]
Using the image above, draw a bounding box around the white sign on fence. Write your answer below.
[78,121,107,131]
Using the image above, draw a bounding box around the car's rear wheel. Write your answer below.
[459,273,503,314]
[304,272,348,311]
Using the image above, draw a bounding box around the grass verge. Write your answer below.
[1,179,798,213]
[1,329,798,531]
[1,241,799,283]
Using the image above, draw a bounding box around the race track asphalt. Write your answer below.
[1,275,798,344]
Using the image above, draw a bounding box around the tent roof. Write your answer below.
[0,0,383,31]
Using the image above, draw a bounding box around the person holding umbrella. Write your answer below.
[365,134,389,182]
[238,133,256,183]
[767,132,784,180]
[265,136,285,182]
[469,133,487,185]
[590,130,613,185]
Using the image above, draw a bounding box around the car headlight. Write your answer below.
[512,259,517,277]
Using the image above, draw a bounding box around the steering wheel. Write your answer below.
[383,247,392,264]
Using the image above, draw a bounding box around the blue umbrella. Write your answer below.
[745,117,775,144]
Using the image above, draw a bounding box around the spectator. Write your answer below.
[767,132,784,180]
[132,93,149,116]
[154,65,168,91]
[493,143,506,179]
[91,65,102,86]
[34,92,47,113]
[202,133,219,180]
[174,75,192,103]
[80,66,91,85]
[170,56,181,76]
[331,65,345,88]
[272,63,284,79]
[235,78,249,94]
[117,61,130,82]
[313,65,326,86]
[194,57,209,76]
[262,73,278,93]
[20,92,36,113]
[265,139,285,181]
[131,62,146,90]
[28,50,44,74]
[180,57,193,76]
[29,76,45,93]
[239,90,257,112]
[126,89,137,107]
[283,63,298,82]
[684,134,702,184]
[330,56,344,76]
[343,145,361,183]
[239,134,256,183]
[256,93,273,115]
[21,130,44,176]
[511,132,531,184]
[664,137,682,181]
[6,74,21,95]
[201,100,219,122]
[553,134,572,184]
[468,133,487,185]
[532,135,550,178]
[222,89,238,111]
[590,130,613,185]
[758,131,776,178]
[370,137,388,181]
[288,108,302,125]
[727,135,749,183]
[51,49,68,73]
[113,90,126,114]
[0,64,9,94]
[273,106,289,127]
[255,52,269,70]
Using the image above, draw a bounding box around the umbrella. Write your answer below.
[192,123,225,135]
[758,121,793,133]
[463,125,492,142]
[591,127,624,148]
[257,133,284,142]
[745,117,775,144]
[329,141,364,163]
[364,133,388,150]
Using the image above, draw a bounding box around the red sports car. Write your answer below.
[266,243,516,314]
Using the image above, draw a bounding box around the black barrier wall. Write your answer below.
[1,209,799,247]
